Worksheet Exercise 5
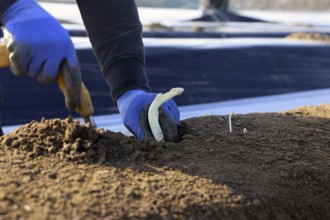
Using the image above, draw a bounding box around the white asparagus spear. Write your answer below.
[148,87,184,142]
[229,112,235,133]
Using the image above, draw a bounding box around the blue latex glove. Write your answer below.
[1,0,81,85]
[117,90,180,142]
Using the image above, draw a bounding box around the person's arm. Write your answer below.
[76,0,180,142]
[76,0,151,101]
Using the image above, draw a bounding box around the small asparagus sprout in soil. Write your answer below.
[243,128,248,134]
[229,112,236,133]
[148,87,184,142]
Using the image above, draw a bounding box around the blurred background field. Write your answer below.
[38,0,330,11]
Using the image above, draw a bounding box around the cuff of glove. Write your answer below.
[116,89,145,107]
[104,58,151,102]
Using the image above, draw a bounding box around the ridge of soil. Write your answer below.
[285,32,330,43]
[1,105,330,220]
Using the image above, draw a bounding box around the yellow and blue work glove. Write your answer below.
[1,0,81,107]
[117,90,180,142]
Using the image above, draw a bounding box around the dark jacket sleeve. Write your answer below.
[0,0,17,25]
[76,0,151,101]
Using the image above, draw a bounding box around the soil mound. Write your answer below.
[0,116,148,164]
[1,105,330,219]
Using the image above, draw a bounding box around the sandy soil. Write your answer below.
[285,33,330,43]
[0,104,330,220]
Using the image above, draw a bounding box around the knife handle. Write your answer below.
[0,42,10,67]
[56,69,94,118]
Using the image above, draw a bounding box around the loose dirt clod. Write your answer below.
[1,105,330,219]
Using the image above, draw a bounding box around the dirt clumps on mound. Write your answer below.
[0,116,156,164]
[1,105,330,219]
[284,103,330,118]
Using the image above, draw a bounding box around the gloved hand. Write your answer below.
[117,90,180,142]
[1,0,81,84]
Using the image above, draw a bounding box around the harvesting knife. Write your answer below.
[0,40,97,128]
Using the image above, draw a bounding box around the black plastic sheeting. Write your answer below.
[69,29,301,39]
[67,27,330,39]
[1,42,330,126]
